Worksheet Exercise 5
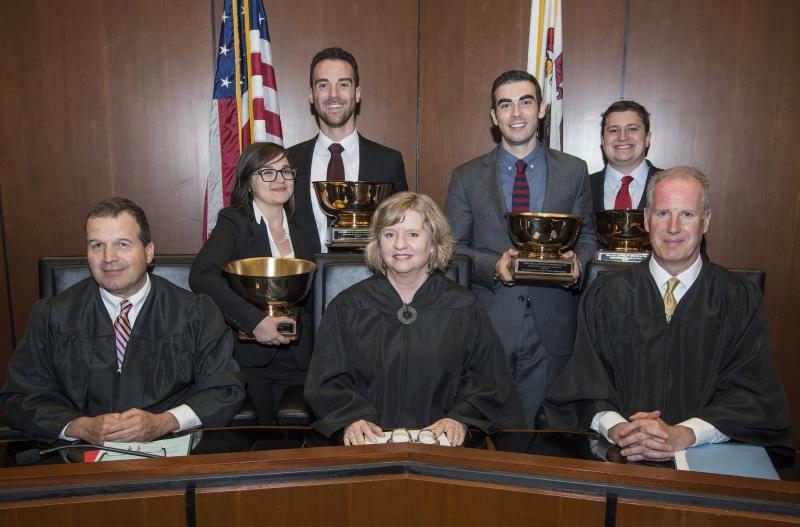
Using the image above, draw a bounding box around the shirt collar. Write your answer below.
[315,129,359,153]
[605,159,649,186]
[252,200,289,234]
[99,273,151,318]
[649,253,703,290]
[497,141,544,170]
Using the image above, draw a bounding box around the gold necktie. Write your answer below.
[664,277,681,321]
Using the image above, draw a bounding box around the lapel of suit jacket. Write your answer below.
[541,145,561,211]
[293,136,317,222]
[357,133,370,181]
[482,148,509,219]
[637,159,658,209]
[590,169,604,211]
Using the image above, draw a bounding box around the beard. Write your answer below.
[315,98,357,129]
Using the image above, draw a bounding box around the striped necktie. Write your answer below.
[114,299,133,371]
[511,159,530,212]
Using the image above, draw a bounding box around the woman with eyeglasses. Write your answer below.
[190,142,319,424]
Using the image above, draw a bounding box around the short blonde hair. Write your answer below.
[365,192,454,274]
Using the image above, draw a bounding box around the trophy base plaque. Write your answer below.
[595,250,650,263]
[512,257,576,283]
[327,227,371,249]
[238,319,298,342]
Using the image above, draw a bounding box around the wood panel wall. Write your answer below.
[1,0,798,430]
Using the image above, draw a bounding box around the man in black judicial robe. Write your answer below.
[304,272,523,438]
[545,167,796,460]
[0,198,244,445]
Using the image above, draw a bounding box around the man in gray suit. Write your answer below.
[444,70,596,427]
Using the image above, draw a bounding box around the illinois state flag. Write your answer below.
[527,0,563,150]
[204,0,283,239]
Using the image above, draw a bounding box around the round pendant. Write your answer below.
[397,304,417,325]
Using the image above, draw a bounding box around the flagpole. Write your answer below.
[231,0,244,152]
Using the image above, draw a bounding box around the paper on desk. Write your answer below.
[674,443,779,480]
[92,434,193,462]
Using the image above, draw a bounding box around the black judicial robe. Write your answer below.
[304,272,523,437]
[545,260,796,454]
[0,275,245,442]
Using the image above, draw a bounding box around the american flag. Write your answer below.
[204,0,283,239]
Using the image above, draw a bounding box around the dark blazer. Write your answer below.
[189,204,320,368]
[287,133,408,243]
[444,145,597,389]
[589,160,660,211]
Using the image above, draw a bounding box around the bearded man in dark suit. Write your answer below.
[287,47,407,251]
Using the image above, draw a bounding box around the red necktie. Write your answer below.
[327,143,345,181]
[511,160,529,212]
[114,300,133,372]
[614,175,634,209]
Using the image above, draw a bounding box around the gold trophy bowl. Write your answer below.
[505,212,582,283]
[313,181,396,248]
[593,209,651,262]
[223,257,316,341]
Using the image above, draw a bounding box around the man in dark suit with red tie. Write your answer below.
[287,47,408,251]
[589,100,660,212]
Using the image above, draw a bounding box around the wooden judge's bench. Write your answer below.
[0,429,798,526]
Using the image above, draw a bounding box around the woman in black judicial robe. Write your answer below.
[189,143,319,424]
[304,192,522,446]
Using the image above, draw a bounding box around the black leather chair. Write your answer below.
[585,259,766,291]
[312,253,472,331]
[39,255,196,297]
[36,254,259,426]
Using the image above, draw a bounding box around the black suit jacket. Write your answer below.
[189,204,320,368]
[589,160,660,211]
[287,133,408,243]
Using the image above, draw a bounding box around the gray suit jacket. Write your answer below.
[444,145,596,383]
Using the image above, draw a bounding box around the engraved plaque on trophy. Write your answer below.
[594,209,651,263]
[223,257,316,341]
[505,213,582,283]
[314,181,395,249]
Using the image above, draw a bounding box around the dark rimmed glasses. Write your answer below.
[254,167,297,182]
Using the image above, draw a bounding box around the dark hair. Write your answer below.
[491,70,542,108]
[600,100,651,135]
[230,142,295,216]
[309,47,359,88]
[86,197,151,245]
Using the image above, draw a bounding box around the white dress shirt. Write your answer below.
[60,275,201,439]
[591,255,730,447]
[253,201,295,258]
[310,130,360,251]
[603,160,649,209]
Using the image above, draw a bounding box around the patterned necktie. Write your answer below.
[663,277,680,322]
[614,175,634,209]
[511,159,530,212]
[114,299,133,371]
[327,143,345,181]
